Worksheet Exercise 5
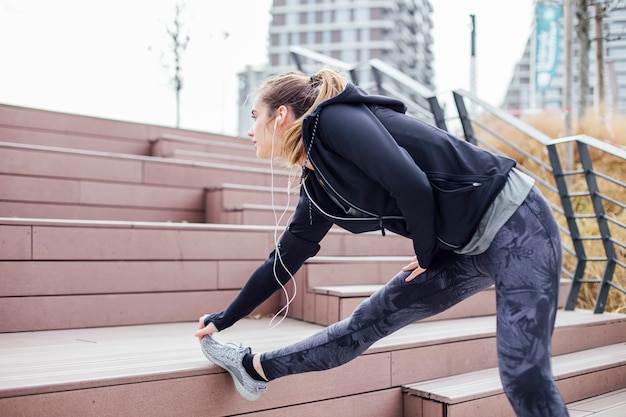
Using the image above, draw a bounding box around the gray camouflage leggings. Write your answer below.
[260,187,569,417]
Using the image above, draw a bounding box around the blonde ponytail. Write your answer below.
[255,68,347,167]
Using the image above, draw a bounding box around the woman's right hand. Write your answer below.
[402,256,427,282]
[195,314,218,342]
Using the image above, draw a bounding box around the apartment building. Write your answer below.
[238,0,434,136]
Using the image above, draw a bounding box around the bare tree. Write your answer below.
[165,2,190,128]
[590,0,626,117]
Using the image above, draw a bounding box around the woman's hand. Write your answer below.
[194,314,218,342]
[402,256,427,282]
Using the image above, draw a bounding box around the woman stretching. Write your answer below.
[194,69,569,416]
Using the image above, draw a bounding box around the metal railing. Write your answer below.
[288,46,447,131]
[453,89,625,314]
[288,47,625,313]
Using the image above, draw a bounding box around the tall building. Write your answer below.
[503,1,626,118]
[237,66,268,137]
[237,0,435,136]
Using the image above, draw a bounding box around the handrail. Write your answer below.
[452,90,626,314]
[453,89,553,145]
[289,46,447,131]
[289,45,361,84]
[368,58,446,130]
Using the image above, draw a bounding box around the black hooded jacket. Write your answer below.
[298,83,516,267]
[207,83,516,331]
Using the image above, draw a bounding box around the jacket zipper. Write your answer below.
[303,112,401,236]
[303,167,403,236]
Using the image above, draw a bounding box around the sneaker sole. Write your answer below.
[200,338,261,401]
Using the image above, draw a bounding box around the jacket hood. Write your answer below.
[311,83,408,115]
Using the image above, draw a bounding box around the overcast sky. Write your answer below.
[0,0,534,136]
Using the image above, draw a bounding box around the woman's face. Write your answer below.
[248,98,284,160]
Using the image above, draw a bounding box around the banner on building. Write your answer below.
[535,4,562,92]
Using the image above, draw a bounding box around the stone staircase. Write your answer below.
[1,104,625,416]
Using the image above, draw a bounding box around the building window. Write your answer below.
[273,14,285,26]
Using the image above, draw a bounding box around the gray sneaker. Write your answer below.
[200,336,268,401]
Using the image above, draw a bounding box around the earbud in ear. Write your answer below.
[276,115,282,121]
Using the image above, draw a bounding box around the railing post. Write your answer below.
[577,142,617,313]
[349,71,358,85]
[546,143,588,310]
[428,97,448,132]
[371,67,385,96]
[452,92,476,144]
[289,45,358,83]
[290,51,304,72]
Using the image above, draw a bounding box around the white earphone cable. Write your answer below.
[268,116,297,329]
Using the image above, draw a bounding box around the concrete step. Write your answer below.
[0,141,292,223]
[151,133,257,159]
[0,145,293,224]
[300,278,572,326]
[0,218,412,262]
[207,183,294,210]
[0,104,243,155]
[567,388,626,417]
[0,173,206,223]
[286,255,412,323]
[166,148,270,167]
[0,143,295,224]
[206,183,297,224]
[403,342,626,417]
[0,311,623,417]
[0,141,290,191]
[207,203,297,225]
[286,254,572,326]
[0,217,413,332]
[0,125,152,155]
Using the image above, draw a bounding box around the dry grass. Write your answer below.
[474,110,626,314]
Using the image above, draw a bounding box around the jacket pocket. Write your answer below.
[429,174,491,248]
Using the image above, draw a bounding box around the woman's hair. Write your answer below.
[255,68,347,166]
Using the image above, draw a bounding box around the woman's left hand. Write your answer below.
[195,314,218,342]
[402,256,427,282]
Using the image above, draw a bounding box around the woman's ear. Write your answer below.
[276,105,289,122]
